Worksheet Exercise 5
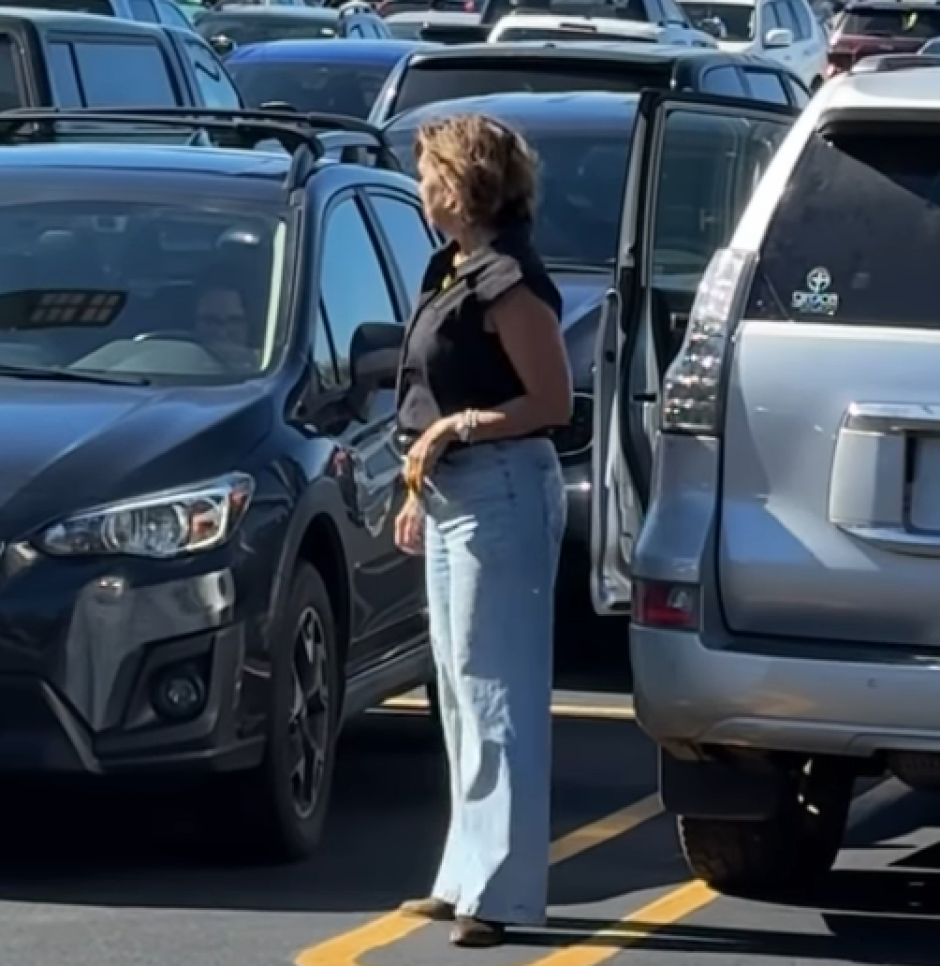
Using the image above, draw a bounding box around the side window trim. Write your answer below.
[741,67,789,105]
[352,187,410,323]
[360,186,435,316]
[0,32,31,107]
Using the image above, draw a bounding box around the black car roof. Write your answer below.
[0,6,168,30]
[399,39,793,70]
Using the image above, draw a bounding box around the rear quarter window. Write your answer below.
[745,126,940,328]
[74,41,181,105]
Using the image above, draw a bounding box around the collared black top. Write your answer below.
[395,222,562,437]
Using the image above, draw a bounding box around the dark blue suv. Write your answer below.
[0,108,433,862]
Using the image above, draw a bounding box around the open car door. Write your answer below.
[591,90,797,615]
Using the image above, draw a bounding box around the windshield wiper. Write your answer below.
[0,364,150,386]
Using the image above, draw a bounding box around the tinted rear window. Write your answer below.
[839,6,940,37]
[392,62,665,114]
[0,0,114,10]
[497,25,657,39]
[745,127,940,328]
[197,12,337,44]
[229,60,392,117]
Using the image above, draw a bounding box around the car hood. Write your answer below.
[553,269,612,389]
[0,380,273,539]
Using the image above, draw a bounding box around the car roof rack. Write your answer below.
[849,52,940,73]
[0,107,401,185]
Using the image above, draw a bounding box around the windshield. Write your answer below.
[229,60,392,117]
[679,1,754,39]
[386,114,632,266]
[496,25,657,39]
[197,13,337,45]
[391,64,661,115]
[838,7,940,37]
[0,198,287,385]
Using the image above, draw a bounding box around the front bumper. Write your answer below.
[0,544,267,774]
[632,626,940,759]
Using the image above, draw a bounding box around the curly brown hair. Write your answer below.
[415,113,538,229]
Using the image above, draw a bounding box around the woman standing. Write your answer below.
[393,114,572,948]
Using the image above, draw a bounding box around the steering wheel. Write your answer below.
[133,330,232,368]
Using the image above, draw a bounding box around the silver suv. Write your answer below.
[594,63,940,893]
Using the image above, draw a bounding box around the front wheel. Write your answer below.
[678,757,853,895]
[227,562,341,863]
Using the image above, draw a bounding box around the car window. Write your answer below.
[229,60,390,117]
[651,108,791,296]
[196,12,338,44]
[761,1,779,28]
[660,0,691,25]
[47,42,82,107]
[770,0,796,32]
[0,35,24,110]
[368,194,434,310]
[679,1,755,40]
[74,41,181,105]
[787,0,812,36]
[0,194,287,382]
[159,0,195,26]
[391,64,666,116]
[703,65,747,96]
[130,0,160,19]
[745,127,940,328]
[838,6,940,38]
[319,197,397,389]
[743,69,788,104]
[184,37,242,106]
[789,79,810,107]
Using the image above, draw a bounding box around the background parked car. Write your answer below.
[487,10,717,43]
[227,38,431,117]
[826,0,940,76]
[196,2,389,56]
[678,0,827,88]
[0,11,241,110]
[0,0,198,28]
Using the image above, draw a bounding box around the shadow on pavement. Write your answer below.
[0,707,661,914]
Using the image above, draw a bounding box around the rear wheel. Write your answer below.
[678,758,853,895]
[222,562,340,863]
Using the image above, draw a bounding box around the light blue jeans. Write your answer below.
[423,437,566,926]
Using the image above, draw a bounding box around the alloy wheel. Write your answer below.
[288,606,330,819]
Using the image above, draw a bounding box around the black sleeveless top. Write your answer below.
[395,222,563,436]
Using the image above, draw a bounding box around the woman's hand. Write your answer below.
[403,416,458,494]
[394,495,425,555]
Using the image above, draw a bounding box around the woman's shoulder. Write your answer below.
[471,246,562,318]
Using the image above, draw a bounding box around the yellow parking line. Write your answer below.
[381,696,636,721]
[294,793,662,966]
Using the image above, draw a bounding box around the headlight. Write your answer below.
[550,392,593,458]
[36,473,254,559]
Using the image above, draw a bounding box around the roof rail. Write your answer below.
[0,107,401,185]
[850,52,940,73]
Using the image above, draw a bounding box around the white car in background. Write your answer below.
[488,10,716,42]
[678,0,827,87]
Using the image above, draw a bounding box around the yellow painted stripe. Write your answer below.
[381,696,636,721]
[294,794,663,966]
[528,882,716,966]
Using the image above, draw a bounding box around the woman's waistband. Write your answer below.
[394,426,548,459]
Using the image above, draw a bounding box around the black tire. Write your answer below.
[230,562,341,863]
[890,751,940,791]
[678,758,853,895]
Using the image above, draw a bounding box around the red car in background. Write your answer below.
[827,0,940,74]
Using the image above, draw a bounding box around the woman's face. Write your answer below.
[418,152,460,237]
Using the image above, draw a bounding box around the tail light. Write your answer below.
[661,247,753,437]
[632,579,700,630]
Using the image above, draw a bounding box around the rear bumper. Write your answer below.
[632,626,940,758]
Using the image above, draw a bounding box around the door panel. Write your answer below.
[592,91,795,614]
[719,123,940,647]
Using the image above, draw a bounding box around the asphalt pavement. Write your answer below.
[1,655,940,966]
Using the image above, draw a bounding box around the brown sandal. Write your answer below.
[450,916,506,948]
[398,897,456,921]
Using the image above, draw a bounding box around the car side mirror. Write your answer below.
[209,33,237,56]
[764,26,793,47]
[349,322,403,397]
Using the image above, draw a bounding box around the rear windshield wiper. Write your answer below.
[0,364,150,386]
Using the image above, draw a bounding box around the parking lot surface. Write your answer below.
[0,672,939,966]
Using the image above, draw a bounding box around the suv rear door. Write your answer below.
[719,120,940,645]
[591,91,795,613]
